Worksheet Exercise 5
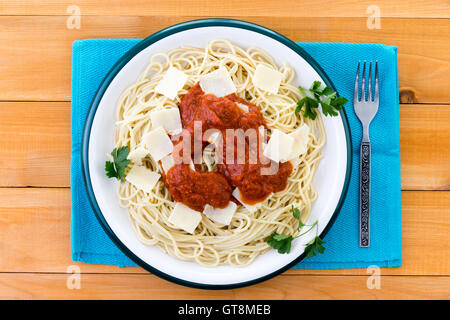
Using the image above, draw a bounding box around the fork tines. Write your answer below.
[354,60,379,103]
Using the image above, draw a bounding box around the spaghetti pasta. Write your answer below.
[113,39,326,267]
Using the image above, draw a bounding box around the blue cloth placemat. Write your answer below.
[71,39,401,268]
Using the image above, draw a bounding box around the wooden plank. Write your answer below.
[0,187,140,274]
[0,16,449,102]
[0,188,448,276]
[0,273,448,299]
[1,0,448,18]
[400,104,450,190]
[0,102,70,187]
[1,102,449,190]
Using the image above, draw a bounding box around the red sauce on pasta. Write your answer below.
[163,83,292,211]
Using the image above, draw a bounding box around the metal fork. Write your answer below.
[353,61,379,248]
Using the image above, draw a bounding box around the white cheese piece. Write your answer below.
[206,130,222,146]
[141,126,173,162]
[288,124,310,160]
[127,147,149,166]
[189,160,195,171]
[160,154,175,173]
[155,66,188,100]
[199,67,236,97]
[168,203,202,234]
[150,108,182,135]
[125,165,160,193]
[232,188,261,213]
[236,103,249,113]
[203,202,237,225]
[202,146,216,169]
[253,64,283,94]
[160,154,194,172]
[204,131,222,165]
[263,129,295,163]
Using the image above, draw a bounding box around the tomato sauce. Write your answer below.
[163,163,232,212]
[164,82,293,211]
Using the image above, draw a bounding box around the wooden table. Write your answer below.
[0,0,449,300]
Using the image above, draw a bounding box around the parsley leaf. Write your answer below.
[311,80,322,92]
[304,236,326,258]
[105,161,117,178]
[105,146,130,182]
[331,96,349,108]
[295,81,348,120]
[267,205,326,258]
[291,205,306,230]
[296,96,319,120]
[267,232,294,254]
[320,86,334,96]
[292,205,300,219]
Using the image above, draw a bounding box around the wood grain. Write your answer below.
[0,273,448,299]
[0,102,70,187]
[1,102,448,190]
[0,16,449,102]
[0,188,448,276]
[1,0,449,18]
[399,104,450,190]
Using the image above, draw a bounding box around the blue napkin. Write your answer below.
[71,39,401,268]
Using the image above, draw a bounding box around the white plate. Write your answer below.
[81,19,352,289]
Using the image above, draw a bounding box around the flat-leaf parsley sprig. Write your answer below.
[105,146,130,182]
[295,81,348,120]
[267,205,325,257]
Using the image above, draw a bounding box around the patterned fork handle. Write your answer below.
[359,142,370,247]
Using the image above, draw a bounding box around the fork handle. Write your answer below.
[359,141,371,247]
